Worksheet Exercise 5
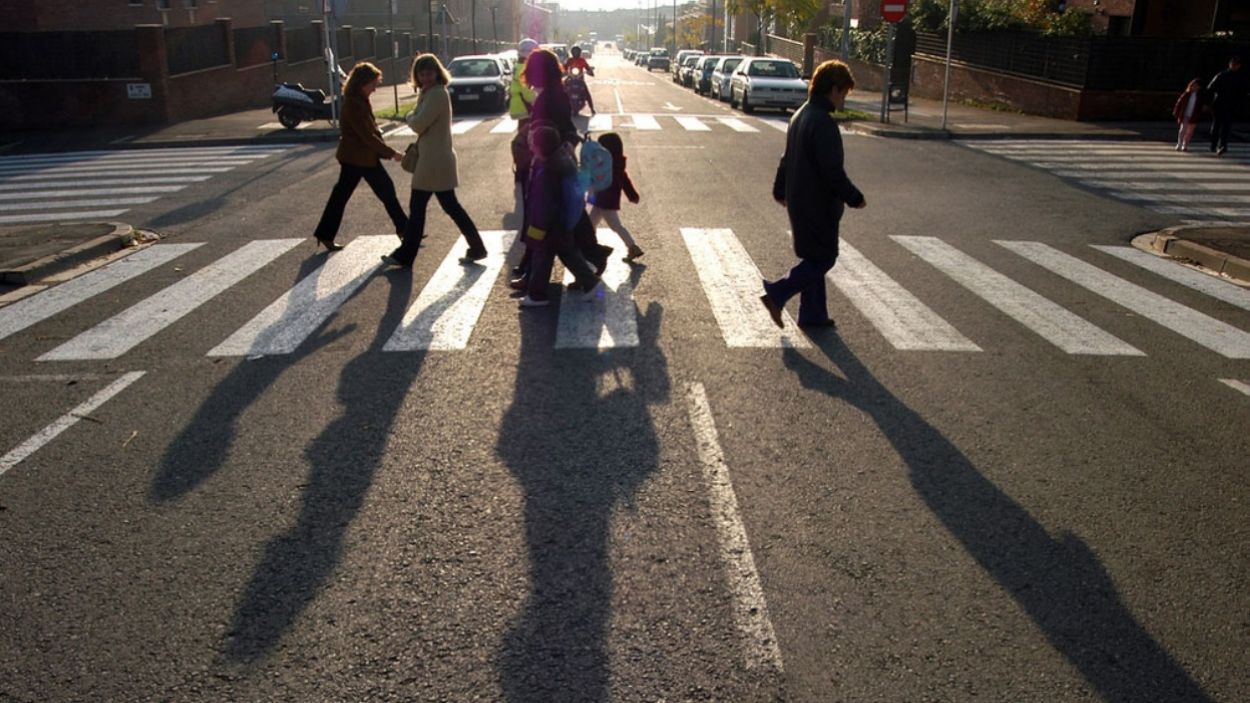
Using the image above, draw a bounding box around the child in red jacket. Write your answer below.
[1173,78,1205,152]
[588,132,644,262]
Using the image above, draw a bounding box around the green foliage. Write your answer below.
[907,0,1094,37]
[818,23,890,65]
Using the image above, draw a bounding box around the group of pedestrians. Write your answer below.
[312,44,866,332]
[312,57,485,266]
[1173,55,1247,154]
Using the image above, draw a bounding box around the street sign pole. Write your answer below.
[941,0,958,130]
[322,0,339,125]
[879,22,894,123]
[390,0,399,114]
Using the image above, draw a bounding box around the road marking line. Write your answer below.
[1052,170,1250,181]
[1219,378,1250,396]
[0,176,211,191]
[680,227,809,348]
[0,373,111,383]
[588,113,614,132]
[388,125,415,138]
[490,117,519,133]
[717,116,759,133]
[555,228,639,349]
[209,236,393,357]
[0,210,130,225]
[6,168,233,180]
[0,159,260,175]
[0,154,264,170]
[0,164,238,177]
[630,114,662,130]
[758,118,790,132]
[614,88,625,114]
[997,240,1250,358]
[0,197,157,212]
[1092,245,1250,311]
[832,241,980,352]
[451,119,484,135]
[0,146,286,164]
[39,239,302,361]
[675,115,711,131]
[686,382,785,673]
[0,371,146,478]
[0,186,183,200]
[383,230,516,351]
[894,237,1142,355]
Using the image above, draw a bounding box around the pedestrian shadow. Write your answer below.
[780,339,1213,702]
[150,250,353,502]
[222,269,426,663]
[496,274,668,701]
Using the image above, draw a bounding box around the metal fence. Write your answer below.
[234,25,275,68]
[166,24,229,75]
[352,28,374,60]
[914,30,1250,91]
[0,30,140,80]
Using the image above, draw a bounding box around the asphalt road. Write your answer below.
[1,50,1248,702]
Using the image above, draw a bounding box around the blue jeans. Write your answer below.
[763,256,836,325]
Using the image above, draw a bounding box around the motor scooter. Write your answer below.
[564,67,589,115]
[271,82,342,129]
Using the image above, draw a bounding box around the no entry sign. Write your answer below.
[882,0,908,23]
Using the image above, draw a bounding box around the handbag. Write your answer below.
[400,141,419,173]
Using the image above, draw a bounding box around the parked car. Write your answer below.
[694,55,727,95]
[646,48,670,72]
[679,54,702,87]
[446,54,510,112]
[623,48,634,60]
[710,55,744,101]
[672,50,703,82]
[541,43,568,63]
[729,57,807,113]
[635,51,650,66]
[580,40,595,58]
[493,49,517,75]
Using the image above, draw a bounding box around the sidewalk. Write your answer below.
[1,87,1248,292]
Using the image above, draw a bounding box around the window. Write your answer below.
[748,60,799,78]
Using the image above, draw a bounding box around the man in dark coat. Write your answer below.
[760,59,866,330]
[1208,55,1246,156]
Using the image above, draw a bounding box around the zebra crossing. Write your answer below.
[2,226,1249,361]
[0,145,290,226]
[960,139,1250,226]
[385,113,790,138]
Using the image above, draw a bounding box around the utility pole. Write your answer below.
[941,0,958,130]
[472,0,478,53]
[841,0,851,61]
[490,3,498,46]
[427,0,434,53]
[672,0,677,53]
[710,0,716,52]
[389,0,398,113]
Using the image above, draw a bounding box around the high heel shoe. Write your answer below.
[314,237,345,251]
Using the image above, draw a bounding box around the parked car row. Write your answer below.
[645,48,808,114]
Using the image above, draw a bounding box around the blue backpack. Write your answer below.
[578,138,614,194]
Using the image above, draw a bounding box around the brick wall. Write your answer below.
[3,0,266,31]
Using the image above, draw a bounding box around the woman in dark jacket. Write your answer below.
[760,59,866,330]
[311,62,408,250]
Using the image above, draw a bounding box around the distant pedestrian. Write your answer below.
[760,59,865,330]
[518,124,601,308]
[383,53,486,268]
[588,132,644,262]
[1207,56,1246,156]
[1173,78,1206,152]
[311,61,407,251]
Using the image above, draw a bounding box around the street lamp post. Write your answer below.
[472,0,478,53]
[491,3,498,46]
[941,0,958,130]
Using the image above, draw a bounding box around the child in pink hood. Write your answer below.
[587,132,644,262]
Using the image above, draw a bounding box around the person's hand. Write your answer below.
[629,194,640,204]
[391,153,403,162]
[775,198,786,207]
[851,198,866,209]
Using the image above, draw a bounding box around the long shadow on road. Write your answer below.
[781,338,1211,703]
[495,280,669,701]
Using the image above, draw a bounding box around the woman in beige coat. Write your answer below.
[383,54,485,268]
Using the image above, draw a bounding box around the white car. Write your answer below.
[446,55,510,112]
[729,57,807,113]
[710,56,745,101]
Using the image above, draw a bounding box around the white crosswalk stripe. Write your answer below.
[894,236,1142,355]
[9,228,1250,363]
[676,116,712,131]
[681,227,810,348]
[717,117,759,133]
[0,145,287,224]
[1219,378,1250,397]
[39,239,303,361]
[386,114,785,136]
[383,230,516,351]
[998,240,1250,358]
[556,229,639,349]
[962,139,1250,224]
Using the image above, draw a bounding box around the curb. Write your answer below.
[0,223,133,286]
[1144,226,1250,286]
[103,132,339,152]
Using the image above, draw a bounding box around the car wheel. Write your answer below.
[742,94,754,114]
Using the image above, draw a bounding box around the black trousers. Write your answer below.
[313,162,408,242]
[392,189,484,265]
[1210,109,1235,151]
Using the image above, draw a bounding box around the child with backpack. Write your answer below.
[1173,78,1206,152]
[587,133,644,263]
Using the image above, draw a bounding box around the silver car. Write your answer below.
[729,57,807,113]
[710,56,744,102]
[446,55,510,112]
